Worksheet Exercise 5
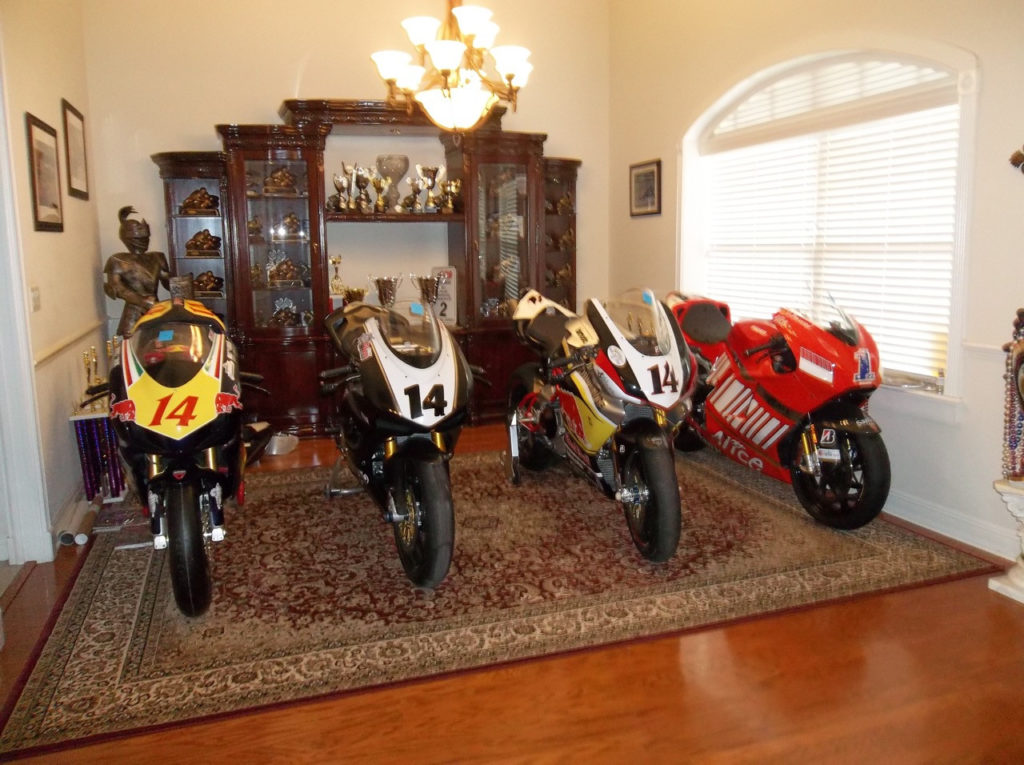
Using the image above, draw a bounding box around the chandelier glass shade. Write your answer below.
[371,1,532,132]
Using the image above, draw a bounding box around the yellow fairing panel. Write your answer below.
[565,371,616,453]
[127,369,221,440]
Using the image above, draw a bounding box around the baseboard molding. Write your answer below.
[885,487,1019,561]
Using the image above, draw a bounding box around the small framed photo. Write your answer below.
[629,159,661,217]
[62,99,89,200]
[25,112,63,232]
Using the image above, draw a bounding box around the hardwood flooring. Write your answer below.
[3,425,1024,763]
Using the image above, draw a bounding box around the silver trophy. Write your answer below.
[416,164,446,212]
[413,272,447,304]
[376,154,408,212]
[373,275,402,308]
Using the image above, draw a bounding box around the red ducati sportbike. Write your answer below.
[667,293,890,529]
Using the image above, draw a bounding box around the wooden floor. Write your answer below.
[3,425,1024,763]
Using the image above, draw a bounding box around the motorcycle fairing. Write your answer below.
[557,371,618,453]
[117,332,230,441]
[586,293,687,412]
[362,312,461,428]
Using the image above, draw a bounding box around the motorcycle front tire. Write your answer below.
[166,481,213,617]
[392,456,455,589]
[790,427,891,530]
[621,436,682,563]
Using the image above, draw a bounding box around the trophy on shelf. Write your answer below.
[330,172,350,212]
[401,177,425,213]
[373,275,402,308]
[416,164,446,212]
[413,271,447,305]
[376,154,408,212]
[354,167,373,214]
[440,179,462,215]
[370,172,392,214]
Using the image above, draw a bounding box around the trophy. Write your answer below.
[440,179,462,215]
[341,162,359,212]
[416,164,446,212]
[330,172,350,212]
[413,272,447,304]
[370,172,392,214]
[329,256,345,295]
[373,275,402,308]
[376,154,408,212]
[401,177,425,213]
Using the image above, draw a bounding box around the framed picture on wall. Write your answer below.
[629,159,661,217]
[25,112,63,232]
[62,99,89,200]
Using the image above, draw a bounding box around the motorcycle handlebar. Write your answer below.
[319,364,356,381]
[744,334,787,358]
[239,371,264,384]
[547,345,598,372]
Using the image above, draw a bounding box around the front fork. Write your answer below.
[146,451,227,550]
[797,422,823,479]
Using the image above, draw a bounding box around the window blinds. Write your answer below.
[700,57,960,388]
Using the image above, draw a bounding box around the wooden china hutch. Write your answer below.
[153,100,579,434]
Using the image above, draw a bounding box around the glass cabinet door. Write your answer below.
[244,155,314,329]
[475,162,528,319]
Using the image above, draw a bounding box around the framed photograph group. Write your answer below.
[62,99,89,200]
[25,112,63,232]
[629,159,661,217]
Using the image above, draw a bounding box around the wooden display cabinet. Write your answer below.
[151,151,232,322]
[216,123,334,436]
[542,157,581,312]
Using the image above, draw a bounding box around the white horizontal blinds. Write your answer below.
[701,55,960,387]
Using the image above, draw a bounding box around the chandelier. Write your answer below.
[371,1,532,132]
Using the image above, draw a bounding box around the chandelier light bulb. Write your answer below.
[451,5,493,38]
[371,50,413,81]
[401,16,441,47]
[424,39,467,72]
[472,21,499,50]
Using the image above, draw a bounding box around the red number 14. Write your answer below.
[149,394,199,427]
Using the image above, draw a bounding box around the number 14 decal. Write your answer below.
[150,393,199,427]
[404,384,449,419]
[647,362,679,394]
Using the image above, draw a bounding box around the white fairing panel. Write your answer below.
[364,314,460,428]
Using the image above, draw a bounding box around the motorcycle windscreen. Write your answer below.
[130,321,218,388]
[379,301,442,369]
[599,288,675,357]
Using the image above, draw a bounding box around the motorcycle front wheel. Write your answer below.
[790,427,891,529]
[506,363,555,480]
[392,456,455,589]
[620,435,681,562]
[165,481,212,617]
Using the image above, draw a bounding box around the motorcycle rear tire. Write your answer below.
[166,481,212,617]
[790,428,891,530]
[621,436,682,562]
[674,425,706,452]
[392,456,455,589]
[507,363,555,472]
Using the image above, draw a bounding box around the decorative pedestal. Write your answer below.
[991,479,1024,604]
[70,408,125,503]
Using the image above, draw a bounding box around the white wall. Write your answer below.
[0,0,104,560]
[609,0,1024,558]
[80,0,611,313]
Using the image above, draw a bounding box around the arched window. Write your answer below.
[681,50,977,395]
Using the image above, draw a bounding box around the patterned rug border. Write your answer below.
[0,450,999,757]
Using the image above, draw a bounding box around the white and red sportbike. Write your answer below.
[506,289,695,562]
[668,293,891,529]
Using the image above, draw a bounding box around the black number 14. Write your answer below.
[404,383,449,418]
[647,362,679,394]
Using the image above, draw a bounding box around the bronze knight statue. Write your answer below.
[103,206,170,336]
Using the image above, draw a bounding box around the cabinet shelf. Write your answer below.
[324,211,463,224]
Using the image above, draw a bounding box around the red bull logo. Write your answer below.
[111,398,136,423]
[215,392,242,414]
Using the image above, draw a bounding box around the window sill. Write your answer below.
[871,384,964,425]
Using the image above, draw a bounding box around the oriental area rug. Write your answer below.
[0,450,995,755]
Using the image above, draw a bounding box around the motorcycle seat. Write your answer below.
[525,311,574,357]
[681,301,732,345]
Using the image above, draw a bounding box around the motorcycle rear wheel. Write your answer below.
[790,427,891,529]
[507,363,555,476]
[166,481,212,617]
[392,456,455,589]
[621,436,682,562]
